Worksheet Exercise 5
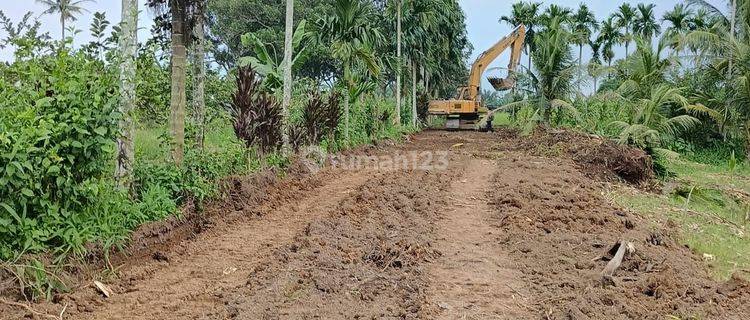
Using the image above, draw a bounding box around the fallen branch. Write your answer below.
[601,241,628,277]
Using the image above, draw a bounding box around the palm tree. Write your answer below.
[572,4,598,93]
[613,3,636,56]
[611,84,700,148]
[530,17,575,123]
[402,0,438,126]
[597,17,622,68]
[540,4,572,27]
[634,3,661,41]
[500,1,541,70]
[148,0,202,166]
[116,0,137,190]
[192,0,206,149]
[619,38,673,97]
[316,0,383,141]
[394,0,402,125]
[663,4,694,54]
[281,0,293,152]
[588,39,603,93]
[36,0,94,42]
[664,4,694,35]
[689,8,713,31]
[682,12,750,142]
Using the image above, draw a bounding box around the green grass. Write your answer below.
[492,112,512,127]
[610,157,750,280]
[135,124,241,162]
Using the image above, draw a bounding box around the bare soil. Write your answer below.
[2,129,748,320]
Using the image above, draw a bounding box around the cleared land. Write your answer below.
[2,130,749,319]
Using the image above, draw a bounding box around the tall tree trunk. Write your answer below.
[527,47,532,71]
[395,0,402,125]
[61,16,65,41]
[169,3,187,166]
[593,76,598,94]
[625,41,629,57]
[192,4,206,149]
[729,0,737,76]
[281,0,294,153]
[425,71,430,98]
[344,63,350,142]
[411,61,417,126]
[115,0,138,190]
[578,44,583,94]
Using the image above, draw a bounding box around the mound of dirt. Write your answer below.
[216,169,456,319]
[499,128,655,185]
[488,153,750,319]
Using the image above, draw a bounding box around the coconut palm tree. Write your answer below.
[634,3,661,41]
[682,14,750,141]
[611,84,700,148]
[116,0,137,190]
[613,3,636,56]
[500,1,541,70]
[36,0,94,42]
[619,38,674,97]
[572,4,598,92]
[530,17,576,123]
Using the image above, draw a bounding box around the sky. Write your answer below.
[0,0,154,61]
[0,0,731,72]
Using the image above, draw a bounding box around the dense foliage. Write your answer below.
[502,0,750,166]
[0,51,119,259]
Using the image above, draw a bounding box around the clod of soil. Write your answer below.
[502,127,655,185]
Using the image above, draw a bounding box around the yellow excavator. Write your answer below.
[428,24,526,130]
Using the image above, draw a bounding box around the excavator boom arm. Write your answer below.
[464,25,526,100]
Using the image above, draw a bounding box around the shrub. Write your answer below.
[229,66,283,155]
[0,52,119,259]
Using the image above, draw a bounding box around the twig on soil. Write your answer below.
[0,297,62,320]
[505,283,527,299]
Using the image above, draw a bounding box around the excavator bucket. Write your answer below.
[488,77,515,91]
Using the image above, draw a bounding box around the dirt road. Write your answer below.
[3,130,749,319]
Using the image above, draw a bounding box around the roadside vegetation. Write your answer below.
[493,0,750,279]
[0,0,470,300]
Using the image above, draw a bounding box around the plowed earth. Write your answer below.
[2,129,748,319]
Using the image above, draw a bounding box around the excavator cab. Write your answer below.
[427,25,526,130]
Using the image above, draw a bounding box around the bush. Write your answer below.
[133,140,248,204]
[0,52,119,259]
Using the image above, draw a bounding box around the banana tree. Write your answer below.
[239,20,311,93]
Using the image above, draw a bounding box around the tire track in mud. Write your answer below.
[424,158,529,319]
[74,170,375,320]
